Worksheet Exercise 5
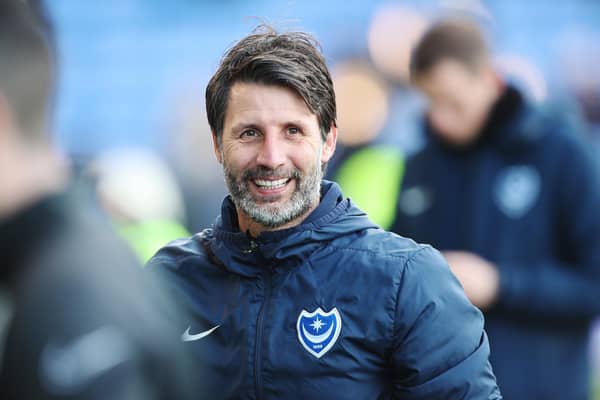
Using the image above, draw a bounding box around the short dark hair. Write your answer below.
[0,0,54,139]
[410,19,488,79]
[206,25,336,143]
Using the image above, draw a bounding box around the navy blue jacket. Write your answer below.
[148,181,501,399]
[391,87,600,400]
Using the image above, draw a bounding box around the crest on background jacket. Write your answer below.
[494,165,541,219]
[296,307,342,359]
[397,185,433,217]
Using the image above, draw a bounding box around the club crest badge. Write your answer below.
[494,165,541,219]
[398,185,433,217]
[296,307,342,359]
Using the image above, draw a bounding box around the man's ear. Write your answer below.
[212,131,222,164]
[321,124,337,163]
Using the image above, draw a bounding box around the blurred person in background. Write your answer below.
[166,100,229,233]
[0,1,199,398]
[325,60,404,230]
[391,18,600,400]
[91,148,190,263]
[556,28,600,155]
[148,25,502,399]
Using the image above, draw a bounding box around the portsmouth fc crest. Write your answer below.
[494,165,541,219]
[296,307,342,359]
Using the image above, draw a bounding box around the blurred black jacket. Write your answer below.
[0,185,200,399]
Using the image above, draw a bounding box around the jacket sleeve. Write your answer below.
[391,247,502,399]
[496,135,600,321]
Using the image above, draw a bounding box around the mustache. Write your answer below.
[242,166,301,181]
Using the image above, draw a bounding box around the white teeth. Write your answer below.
[254,178,289,189]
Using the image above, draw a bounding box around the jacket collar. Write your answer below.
[207,180,376,277]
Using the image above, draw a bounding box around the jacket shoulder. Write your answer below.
[346,231,469,315]
[146,229,213,273]
[343,228,428,257]
[515,100,587,148]
[332,227,443,276]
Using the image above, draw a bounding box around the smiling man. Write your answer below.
[148,26,501,399]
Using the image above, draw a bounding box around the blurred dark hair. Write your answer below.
[0,0,54,139]
[410,19,488,79]
[206,25,336,144]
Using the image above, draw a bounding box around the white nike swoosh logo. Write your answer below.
[181,325,220,342]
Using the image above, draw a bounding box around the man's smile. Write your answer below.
[250,177,294,198]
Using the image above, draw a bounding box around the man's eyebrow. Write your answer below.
[285,120,310,128]
[229,122,259,133]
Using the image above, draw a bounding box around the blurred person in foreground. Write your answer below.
[148,25,502,399]
[0,2,198,398]
[391,19,600,400]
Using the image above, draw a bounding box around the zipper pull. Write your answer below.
[242,239,259,254]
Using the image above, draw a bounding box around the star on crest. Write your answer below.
[310,316,326,332]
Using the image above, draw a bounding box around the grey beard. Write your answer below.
[223,161,323,229]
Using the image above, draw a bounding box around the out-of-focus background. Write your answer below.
[42,0,600,396]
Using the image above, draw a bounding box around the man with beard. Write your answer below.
[148,26,502,399]
[0,1,198,398]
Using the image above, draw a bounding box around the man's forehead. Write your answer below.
[228,82,306,105]
[224,82,317,126]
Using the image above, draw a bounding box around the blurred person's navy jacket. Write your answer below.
[391,86,600,400]
[148,181,502,399]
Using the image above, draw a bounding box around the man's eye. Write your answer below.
[241,129,258,138]
[288,127,299,135]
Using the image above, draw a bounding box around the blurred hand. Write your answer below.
[442,251,499,310]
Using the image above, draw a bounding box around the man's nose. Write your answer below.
[256,133,286,169]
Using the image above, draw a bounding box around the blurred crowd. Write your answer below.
[2,0,600,398]
[43,0,600,229]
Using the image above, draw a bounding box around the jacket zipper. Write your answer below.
[254,267,273,400]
